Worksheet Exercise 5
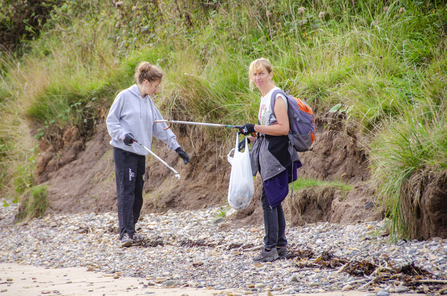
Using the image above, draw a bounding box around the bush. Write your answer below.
[0,0,62,53]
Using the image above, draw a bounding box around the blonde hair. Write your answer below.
[248,58,273,90]
[134,61,163,84]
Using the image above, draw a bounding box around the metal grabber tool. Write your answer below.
[154,119,257,137]
[129,135,181,180]
[154,119,242,130]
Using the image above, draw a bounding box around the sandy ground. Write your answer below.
[1,262,232,296]
[0,263,416,296]
[1,263,227,296]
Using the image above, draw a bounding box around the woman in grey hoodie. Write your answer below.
[106,61,190,247]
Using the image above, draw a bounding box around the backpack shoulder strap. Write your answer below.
[270,89,289,115]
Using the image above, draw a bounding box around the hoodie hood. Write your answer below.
[128,84,142,97]
[128,84,145,119]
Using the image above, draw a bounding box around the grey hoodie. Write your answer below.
[106,84,180,156]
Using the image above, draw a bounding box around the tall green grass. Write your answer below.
[370,105,447,237]
[5,0,445,129]
[0,8,120,198]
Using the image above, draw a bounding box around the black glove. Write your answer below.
[238,137,251,151]
[123,133,136,146]
[239,123,255,135]
[175,147,190,164]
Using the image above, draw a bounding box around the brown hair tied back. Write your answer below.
[135,61,163,84]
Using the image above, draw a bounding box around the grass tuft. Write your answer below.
[15,185,48,222]
[291,177,353,194]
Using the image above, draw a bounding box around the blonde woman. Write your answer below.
[106,62,190,247]
[239,58,302,262]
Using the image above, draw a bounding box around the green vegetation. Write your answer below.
[1,0,446,233]
[15,185,48,222]
[216,206,230,218]
[291,177,353,194]
[370,109,447,237]
[0,0,63,53]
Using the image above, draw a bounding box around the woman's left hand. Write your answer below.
[176,148,191,164]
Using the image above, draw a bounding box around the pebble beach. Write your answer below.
[1,201,447,295]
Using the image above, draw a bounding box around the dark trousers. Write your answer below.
[113,147,145,239]
[261,186,287,249]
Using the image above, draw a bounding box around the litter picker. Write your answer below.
[154,119,242,130]
[129,135,181,180]
[155,119,258,137]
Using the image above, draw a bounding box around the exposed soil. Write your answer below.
[401,168,447,240]
[33,107,385,231]
[37,114,234,216]
[31,106,447,238]
[221,110,381,229]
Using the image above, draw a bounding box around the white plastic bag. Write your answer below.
[227,133,254,210]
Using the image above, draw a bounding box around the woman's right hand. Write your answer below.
[123,133,136,146]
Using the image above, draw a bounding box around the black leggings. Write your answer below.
[261,186,287,249]
[113,147,145,239]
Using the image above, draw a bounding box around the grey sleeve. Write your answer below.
[106,96,126,143]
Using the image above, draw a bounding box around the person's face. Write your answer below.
[252,67,272,90]
[143,79,161,97]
